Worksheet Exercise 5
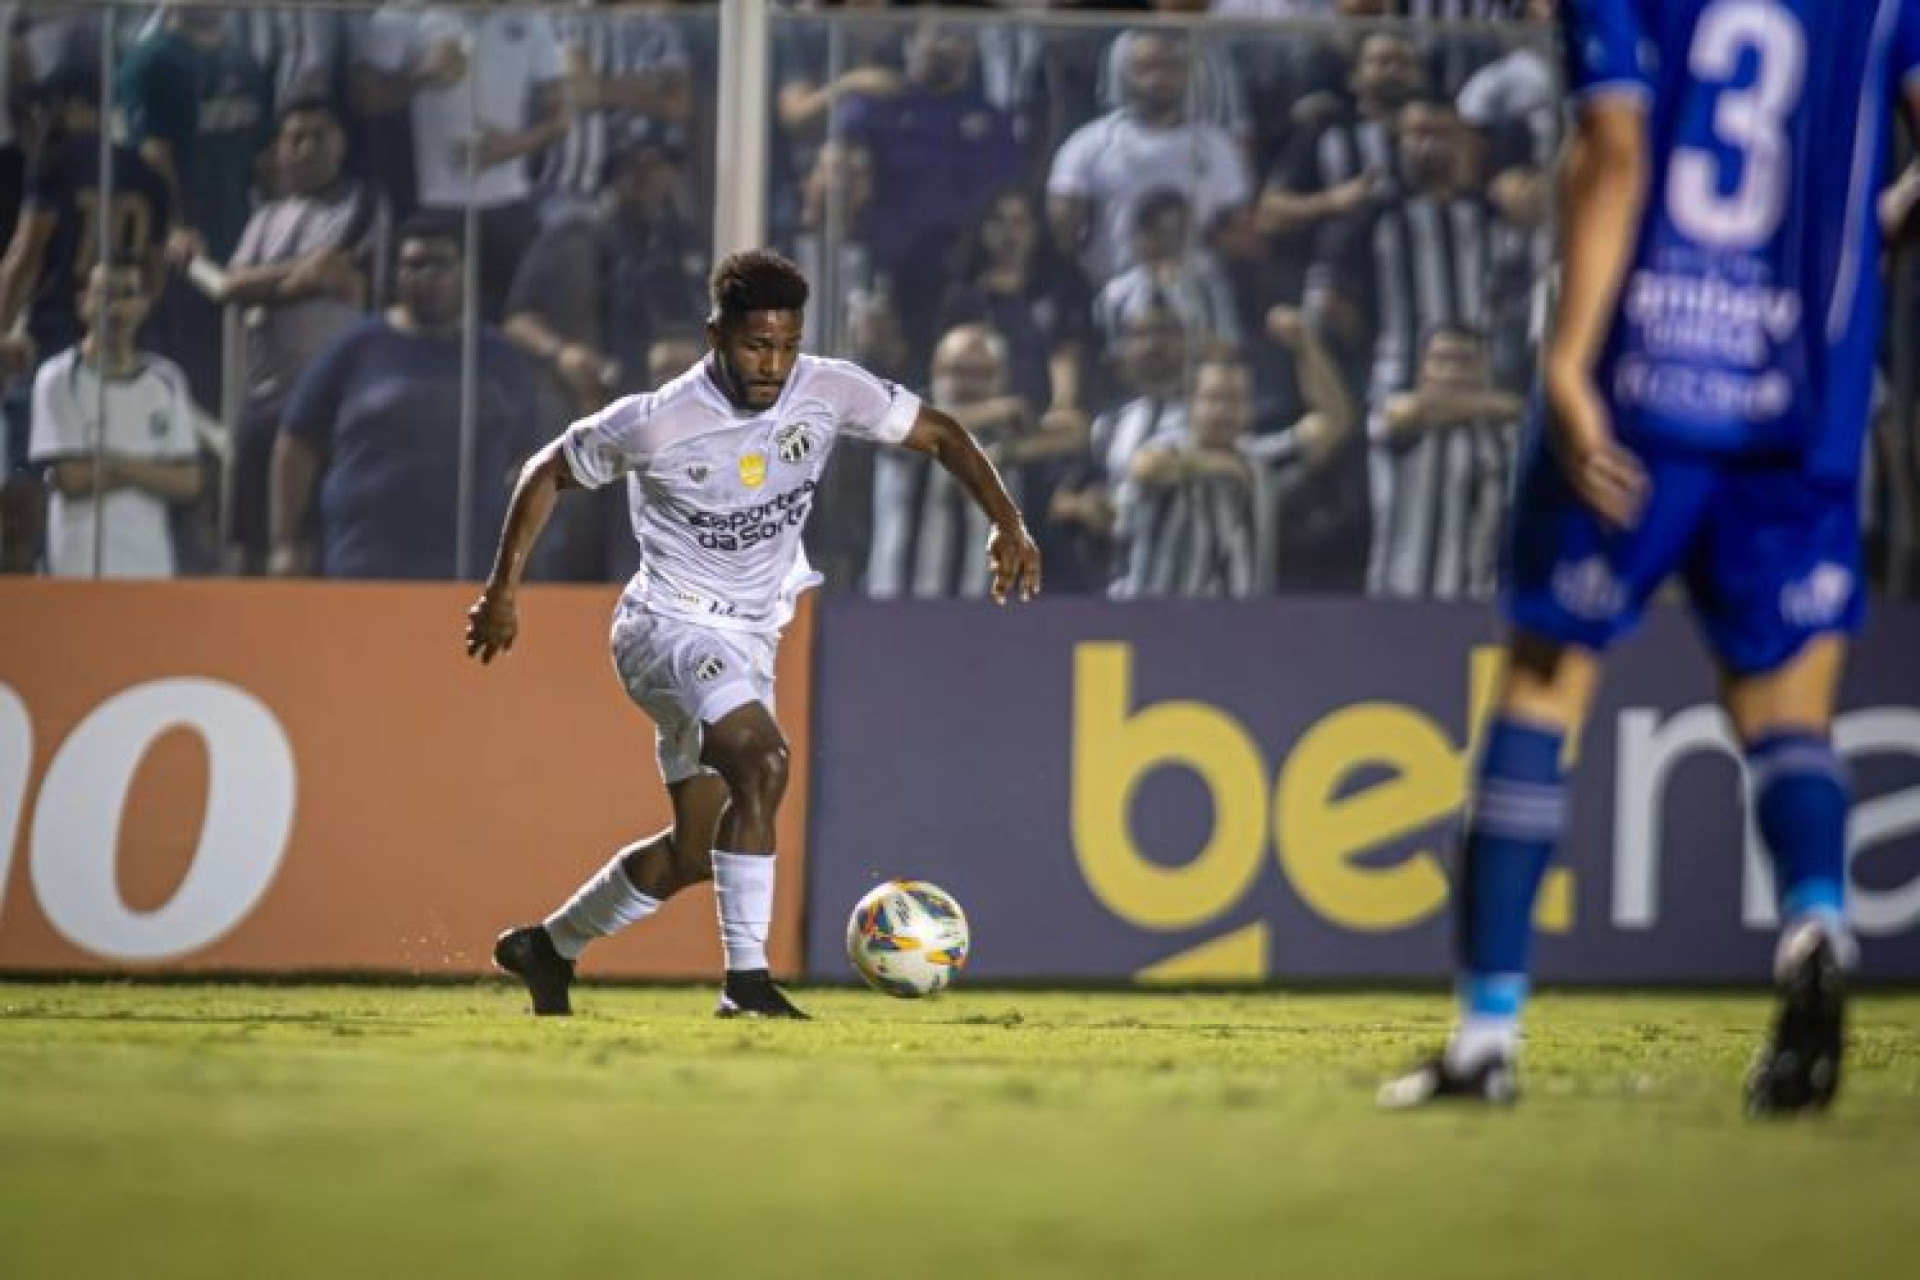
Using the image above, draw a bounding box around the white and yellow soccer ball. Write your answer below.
[846,880,971,998]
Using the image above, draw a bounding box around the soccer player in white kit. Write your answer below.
[465,250,1042,1017]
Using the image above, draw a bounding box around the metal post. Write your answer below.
[456,15,480,583]
[89,11,117,580]
[714,0,772,259]
[218,300,244,569]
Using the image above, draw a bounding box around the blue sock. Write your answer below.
[1455,717,1568,1028]
[1747,732,1848,929]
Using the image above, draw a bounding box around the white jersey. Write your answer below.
[28,348,199,578]
[562,353,921,632]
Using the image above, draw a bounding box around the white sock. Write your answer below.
[711,849,775,971]
[1444,1015,1519,1073]
[543,851,661,960]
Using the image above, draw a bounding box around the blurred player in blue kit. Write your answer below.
[1383,0,1920,1112]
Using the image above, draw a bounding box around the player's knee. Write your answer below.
[743,742,791,806]
[719,740,790,811]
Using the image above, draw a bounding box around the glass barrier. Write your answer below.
[781,8,1568,600]
[0,4,1911,601]
[0,1,717,585]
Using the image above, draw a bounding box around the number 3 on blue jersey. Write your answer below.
[1667,2,1805,248]
[1559,0,1920,472]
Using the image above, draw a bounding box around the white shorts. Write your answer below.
[610,600,779,784]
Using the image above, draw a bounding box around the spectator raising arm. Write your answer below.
[0,211,53,376]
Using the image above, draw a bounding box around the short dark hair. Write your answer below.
[277,94,340,126]
[396,211,464,253]
[79,253,151,303]
[1122,289,1186,333]
[1399,91,1459,119]
[709,249,809,325]
[1132,187,1191,233]
[1193,349,1249,382]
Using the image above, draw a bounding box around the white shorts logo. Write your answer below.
[694,654,726,683]
[1551,555,1627,622]
[1780,562,1852,628]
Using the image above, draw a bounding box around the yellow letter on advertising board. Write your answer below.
[1072,644,1268,931]
[1275,704,1456,930]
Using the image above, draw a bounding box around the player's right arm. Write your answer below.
[465,438,583,664]
[1543,0,1654,528]
[470,388,650,661]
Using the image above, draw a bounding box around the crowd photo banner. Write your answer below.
[806,598,1920,985]
[0,580,814,977]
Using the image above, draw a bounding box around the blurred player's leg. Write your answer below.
[495,775,730,1016]
[702,702,809,1020]
[1724,637,1853,1113]
[1381,633,1600,1108]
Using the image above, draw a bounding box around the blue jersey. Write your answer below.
[1563,0,1920,479]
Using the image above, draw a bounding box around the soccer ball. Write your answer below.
[846,880,971,998]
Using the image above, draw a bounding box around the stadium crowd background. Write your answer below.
[0,0,1914,599]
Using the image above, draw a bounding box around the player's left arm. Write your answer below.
[1542,93,1650,528]
[898,404,1041,604]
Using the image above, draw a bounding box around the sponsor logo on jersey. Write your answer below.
[739,452,766,488]
[1614,359,1793,422]
[1551,556,1627,622]
[688,463,710,485]
[774,421,817,465]
[1780,562,1853,628]
[694,654,726,683]
[687,479,819,551]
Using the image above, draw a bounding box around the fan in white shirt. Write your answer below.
[28,260,202,578]
[467,249,1041,1021]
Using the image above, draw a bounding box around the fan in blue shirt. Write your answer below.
[273,217,542,581]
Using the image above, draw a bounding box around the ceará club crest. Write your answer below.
[774,420,819,465]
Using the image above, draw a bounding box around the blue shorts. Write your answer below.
[1503,430,1862,676]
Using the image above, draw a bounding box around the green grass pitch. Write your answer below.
[3,982,1916,1279]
